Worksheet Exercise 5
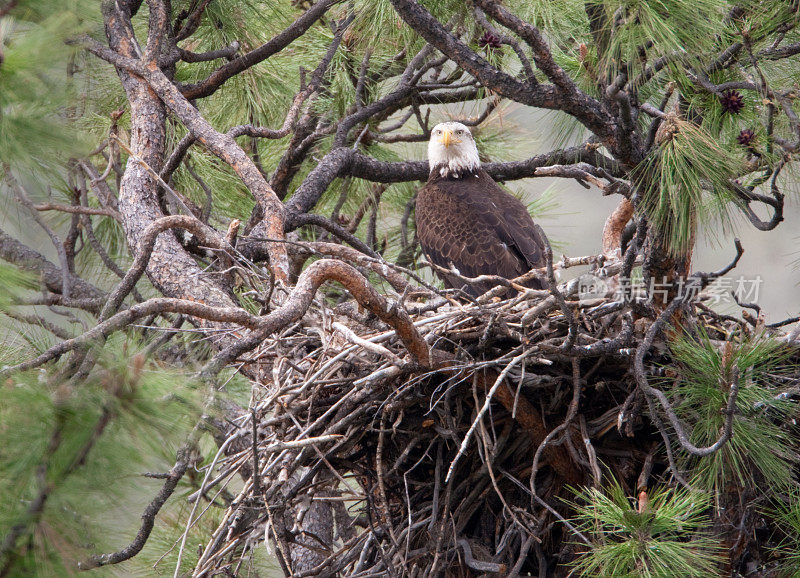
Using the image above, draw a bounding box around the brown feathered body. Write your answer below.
[416,168,547,296]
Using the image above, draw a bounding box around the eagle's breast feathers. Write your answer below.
[416,168,547,296]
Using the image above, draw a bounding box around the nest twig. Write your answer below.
[175,244,794,577]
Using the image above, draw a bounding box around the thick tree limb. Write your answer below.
[99,215,237,320]
[0,227,105,306]
[99,0,242,347]
[388,0,619,150]
[285,145,621,222]
[200,259,431,379]
[602,197,635,259]
[86,26,290,283]
[140,65,291,282]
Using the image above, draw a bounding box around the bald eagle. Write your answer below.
[415,121,548,296]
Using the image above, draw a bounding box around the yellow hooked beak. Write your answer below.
[439,129,452,148]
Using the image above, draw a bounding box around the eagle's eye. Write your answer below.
[434,129,440,135]
[456,130,463,135]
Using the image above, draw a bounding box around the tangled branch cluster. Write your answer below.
[114,243,784,577]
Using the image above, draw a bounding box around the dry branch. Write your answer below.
[166,247,784,576]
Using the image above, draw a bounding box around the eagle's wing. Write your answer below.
[416,171,546,295]
[480,174,547,272]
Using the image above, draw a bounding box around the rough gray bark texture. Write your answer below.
[102,1,240,344]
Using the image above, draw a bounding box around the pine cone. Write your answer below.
[478,31,502,50]
[737,128,757,146]
[720,90,745,114]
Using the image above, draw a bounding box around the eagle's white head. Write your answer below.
[427,121,480,178]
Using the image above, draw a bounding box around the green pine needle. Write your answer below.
[769,490,800,577]
[590,0,726,78]
[667,330,798,495]
[633,114,743,256]
[0,334,206,572]
[568,482,723,578]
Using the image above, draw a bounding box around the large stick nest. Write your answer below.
[187,246,796,577]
